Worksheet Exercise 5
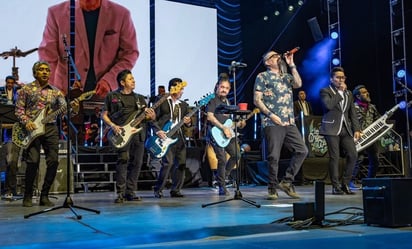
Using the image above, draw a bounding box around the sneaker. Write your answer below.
[267,189,279,200]
[125,194,142,201]
[114,195,124,204]
[4,193,13,199]
[279,181,300,199]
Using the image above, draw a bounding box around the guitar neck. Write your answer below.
[166,106,199,137]
[129,94,170,127]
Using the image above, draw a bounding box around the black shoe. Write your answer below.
[341,184,356,195]
[332,186,344,195]
[39,196,55,206]
[22,197,33,207]
[125,194,142,201]
[154,190,163,198]
[170,191,184,198]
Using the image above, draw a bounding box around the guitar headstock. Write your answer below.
[170,81,188,95]
[77,90,96,101]
[196,93,215,107]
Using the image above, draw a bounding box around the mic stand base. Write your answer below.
[201,189,261,208]
[24,195,101,219]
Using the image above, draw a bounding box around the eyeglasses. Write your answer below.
[335,76,347,80]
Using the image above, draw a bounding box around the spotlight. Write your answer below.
[263,16,268,21]
[274,10,280,16]
[396,69,406,78]
[288,5,294,11]
[332,57,340,66]
[298,0,304,6]
[330,31,339,39]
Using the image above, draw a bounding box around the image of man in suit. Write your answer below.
[38,0,139,98]
[319,67,361,195]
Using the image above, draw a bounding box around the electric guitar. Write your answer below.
[12,90,95,149]
[145,93,215,158]
[211,108,260,147]
[107,81,187,149]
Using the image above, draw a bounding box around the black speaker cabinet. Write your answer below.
[37,156,74,194]
[362,178,412,227]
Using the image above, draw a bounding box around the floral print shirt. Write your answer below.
[15,81,66,125]
[254,70,295,127]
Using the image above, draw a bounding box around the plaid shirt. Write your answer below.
[15,81,66,125]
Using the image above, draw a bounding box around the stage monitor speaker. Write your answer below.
[362,178,412,227]
[37,155,74,194]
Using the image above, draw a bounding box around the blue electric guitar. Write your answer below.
[145,93,214,158]
[211,108,259,147]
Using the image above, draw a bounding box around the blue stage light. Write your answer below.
[396,69,406,78]
[332,58,340,66]
[330,32,339,39]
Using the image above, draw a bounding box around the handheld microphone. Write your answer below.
[283,47,300,57]
[228,61,247,71]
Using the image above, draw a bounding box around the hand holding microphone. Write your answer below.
[283,47,300,58]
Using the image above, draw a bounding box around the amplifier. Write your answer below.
[362,178,412,227]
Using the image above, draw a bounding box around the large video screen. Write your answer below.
[0,0,217,104]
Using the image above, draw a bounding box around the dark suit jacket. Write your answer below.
[319,85,361,136]
[154,98,190,139]
[293,100,313,117]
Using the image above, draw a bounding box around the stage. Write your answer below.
[1,184,412,249]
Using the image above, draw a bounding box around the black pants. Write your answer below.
[264,125,308,190]
[24,124,59,198]
[211,137,239,189]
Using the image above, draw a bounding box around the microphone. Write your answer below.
[228,61,247,71]
[283,47,300,57]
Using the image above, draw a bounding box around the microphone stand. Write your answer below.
[202,63,260,208]
[25,1,100,219]
[395,80,412,173]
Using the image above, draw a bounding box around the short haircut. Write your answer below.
[32,61,50,76]
[116,69,132,87]
[331,66,344,77]
[5,75,16,82]
[352,85,366,97]
[168,78,183,91]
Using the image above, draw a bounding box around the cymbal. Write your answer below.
[0,46,38,59]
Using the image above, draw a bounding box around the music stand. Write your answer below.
[24,0,100,219]
[202,63,261,208]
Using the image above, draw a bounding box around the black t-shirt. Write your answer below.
[206,96,231,130]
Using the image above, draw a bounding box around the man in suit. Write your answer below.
[294,90,313,118]
[151,78,192,198]
[319,67,361,195]
[38,0,139,97]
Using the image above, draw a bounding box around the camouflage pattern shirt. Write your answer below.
[354,101,380,130]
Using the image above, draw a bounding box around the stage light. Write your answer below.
[396,69,406,78]
[288,5,294,11]
[274,10,280,16]
[263,16,268,21]
[332,57,340,66]
[298,0,304,6]
[330,31,339,39]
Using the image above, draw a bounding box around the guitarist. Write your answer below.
[15,61,79,207]
[206,73,245,196]
[152,78,192,198]
[102,69,155,203]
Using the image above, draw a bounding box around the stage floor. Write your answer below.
[1,184,411,249]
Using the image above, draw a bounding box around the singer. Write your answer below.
[319,67,362,195]
[253,50,308,200]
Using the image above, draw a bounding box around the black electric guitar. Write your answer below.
[145,93,214,158]
[12,90,95,149]
[107,82,187,149]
